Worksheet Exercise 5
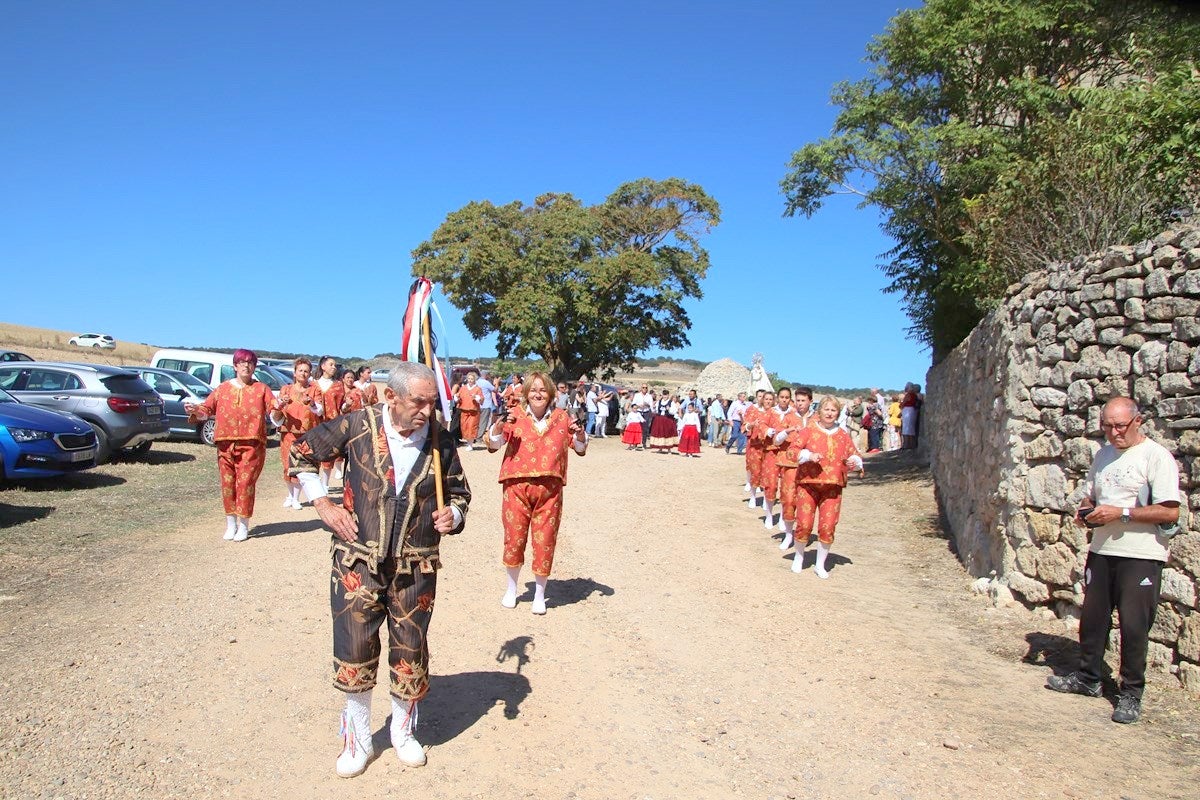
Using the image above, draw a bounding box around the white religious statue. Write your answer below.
[747,353,774,395]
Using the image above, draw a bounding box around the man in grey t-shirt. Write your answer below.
[1046,396,1180,724]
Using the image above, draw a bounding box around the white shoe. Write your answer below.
[779,533,794,551]
[763,514,775,530]
[223,526,236,541]
[291,496,304,509]
[500,592,517,609]
[791,552,804,573]
[336,710,373,778]
[394,734,426,767]
[814,566,830,580]
[233,524,249,542]
[743,483,751,492]
[531,597,547,615]
[747,497,757,509]
[283,496,294,508]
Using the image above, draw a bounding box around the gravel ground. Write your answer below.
[1,439,1198,799]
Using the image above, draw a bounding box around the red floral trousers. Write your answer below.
[795,482,844,544]
[501,477,564,577]
[216,440,266,517]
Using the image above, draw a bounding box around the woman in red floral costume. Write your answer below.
[185,348,276,542]
[486,371,587,614]
[269,356,323,509]
[791,397,864,578]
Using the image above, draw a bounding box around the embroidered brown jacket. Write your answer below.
[289,405,470,574]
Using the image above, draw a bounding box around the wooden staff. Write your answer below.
[421,306,445,510]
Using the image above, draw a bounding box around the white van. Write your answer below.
[149,349,285,395]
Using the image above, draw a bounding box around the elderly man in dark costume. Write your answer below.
[291,361,471,777]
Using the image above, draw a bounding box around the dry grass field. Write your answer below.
[0,321,156,367]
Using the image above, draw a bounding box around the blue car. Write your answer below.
[0,386,97,479]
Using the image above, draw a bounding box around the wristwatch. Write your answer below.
[1121,507,1132,522]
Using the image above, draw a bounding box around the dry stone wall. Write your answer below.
[924,225,1200,693]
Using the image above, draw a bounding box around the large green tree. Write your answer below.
[781,0,1200,359]
[411,178,720,381]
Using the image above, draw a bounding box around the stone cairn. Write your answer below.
[695,358,751,400]
[924,225,1200,694]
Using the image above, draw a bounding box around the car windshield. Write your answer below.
[0,387,16,403]
[254,368,282,390]
[175,372,212,397]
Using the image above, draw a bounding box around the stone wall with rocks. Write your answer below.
[924,225,1200,693]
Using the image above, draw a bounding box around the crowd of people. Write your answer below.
[187,353,939,776]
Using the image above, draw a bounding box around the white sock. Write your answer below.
[342,690,373,754]
[390,696,416,743]
[502,566,520,607]
[762,500,775,527]
[815,541,831,576]
[532,575,548,614]
[320,468,331,490]
[780,519,794,551]
[289,484,301,503]
[224,514,237,536]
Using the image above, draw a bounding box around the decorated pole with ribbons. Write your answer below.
[400,277,454,510]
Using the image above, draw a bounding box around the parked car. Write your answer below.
[0,362,168,463]
[0,386,97,479]
[68,333,116,349]
[274,366,294,383]
[0,350,33,363]
[135,367,217,445]
[370,367,391,382]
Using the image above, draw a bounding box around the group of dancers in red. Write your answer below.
[738,386,863,578]
[185,354,380,539]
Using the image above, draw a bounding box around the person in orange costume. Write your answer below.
[456,371,484,448]
[269,357,324,510]
[791,397,864,578]
[775,386,817,550]
[742,389,770,511]
[756,387,801,531]
[354,366,379,406]
[486,371,587,615]
[313,356,339,488]
[321,368,363,487]
[185,348,276,542]
[501,374,524,409]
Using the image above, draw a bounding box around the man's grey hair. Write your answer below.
[386,361,436,397]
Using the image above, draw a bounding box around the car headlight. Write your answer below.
[7,427,54,442]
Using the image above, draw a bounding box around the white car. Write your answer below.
[69,333,116,349]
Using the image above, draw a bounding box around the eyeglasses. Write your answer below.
[1100,417,1139,433]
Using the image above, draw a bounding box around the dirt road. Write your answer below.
[2,439,1197,799]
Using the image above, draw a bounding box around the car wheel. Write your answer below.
[200,418,217,446]
[123,441,152,457]
[92,342,101,348]
[89,423,111,464]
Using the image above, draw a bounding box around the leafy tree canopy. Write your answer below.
[412,178,720,381]
[781,0,1200,359]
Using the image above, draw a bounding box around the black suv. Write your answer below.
[0,362,169,463]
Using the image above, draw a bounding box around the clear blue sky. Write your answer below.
[2,0,928,390]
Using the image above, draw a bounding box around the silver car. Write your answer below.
[136,366,217,445]
[0,362,168,463]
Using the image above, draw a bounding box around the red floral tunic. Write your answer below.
[495,407,582,485]
[794,425,860,487]
[191,380,274,442]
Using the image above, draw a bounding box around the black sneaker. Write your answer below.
[1046,672,1102,697]
[1112,693,1141,724]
